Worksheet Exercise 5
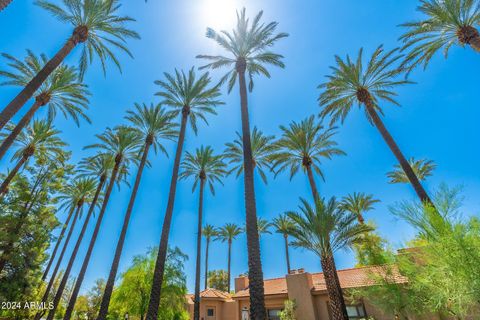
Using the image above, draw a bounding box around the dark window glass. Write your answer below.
[207,308,215,316]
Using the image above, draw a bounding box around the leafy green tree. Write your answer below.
[387,158,436,184]
[147,68,222,319]
[0,120,67,195]
[272,214,295,274]
[180,145,227,320]
[198,8,288,318]
[207,270,229,292]
[318,46,433,206]
[224,127,276,184]
[400,0,480,72]
[64,127,139,320]
[97,104,177,320]
[339,192,379,224]
[286,197,372,320]
[0,51,90,160]
[271,116,345,200]
[216,223,243,293]
[0,0,139,129]
[202,224,217,289]
[278,300,296,320]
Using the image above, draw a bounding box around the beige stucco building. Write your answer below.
[186,265,407,320]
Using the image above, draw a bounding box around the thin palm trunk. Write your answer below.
[42,206,76,281]
[46,176,105,320]
[237,60,266,320]
[35,204,82,320]
[97,142,151,320]
[0,155,28,195]
[0,99,42,161]
[146,108,188,320]
[0,0,13,11]
[193,178,205,320]
[0,26,87,130]
[306,165,320,201]
[364,102,433,205]
[204,237,210,290]
[64,158,121,320]
[321,252,349,320]
[283,234,291,274]
[227,239,232,293]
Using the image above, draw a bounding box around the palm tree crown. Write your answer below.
[203,224,218,241]
[179,145,227,194]
[197,8,289,92]
[0,50,91,125]
[387,158,437,184]
[272,214,295,236]
[154,68,223,134]
[224,127,276,184]
[271,115,345,181]
[255,218,272,236]
[399,0,480,72]
[36,0,140,77]
[58,177,98,213]
[216,223,243,243]
[339,192,380,224]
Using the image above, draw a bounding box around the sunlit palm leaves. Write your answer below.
[216,223,243,243]
[339,192,380,224]
[387,158,437,184]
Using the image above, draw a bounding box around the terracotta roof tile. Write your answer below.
[186,288,233,303]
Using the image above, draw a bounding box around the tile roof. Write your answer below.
[186,288,233,303]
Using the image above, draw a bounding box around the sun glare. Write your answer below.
[199,0,240,30]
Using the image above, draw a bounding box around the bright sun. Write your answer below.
[199,0,240,30]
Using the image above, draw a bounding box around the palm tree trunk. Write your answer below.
[63,158,121,320]
[283,234,291,274]
[0,0,13,12]
[364,102,433,205]
[146,108,188,320]
[236,59,266,320]
[0,99,42,161]
[227,239,232,293]
[46,176,105,320]
[35,204,82,320]
[306,164,320,201]
[0,26,87,130]
[320,252,349,320]
[42,206,76,281]
[204,238,210,290]
[193,178,205,320]
[97,142,151,320]
[0,155,27,195]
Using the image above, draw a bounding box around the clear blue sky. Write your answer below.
[1,0,479,294]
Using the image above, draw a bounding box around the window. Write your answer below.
[326,302,367,320]
[267,309,282,320]
[207,308,215,317]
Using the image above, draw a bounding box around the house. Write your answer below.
[186,265,408,320]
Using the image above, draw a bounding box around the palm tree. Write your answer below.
[96,104,177,320]
[255,217,272,237]
[0,0,13,12]
[224,127,276,184]
[198,9,287,317]
[286,198,372,320]
[216,223,243,293]
[0,0,139,130]
[339,192,380,225]
[45,155,115,320]
[202,224,217,290]
[387,157,436,184]
[399,0,480,72]
[0,120,66,195]
[271,115,345,201]
[179,146,227,320]
[146,67,223,320]
[64,126,139,320]
[0,51,90,160]
[318,46,434,206]
[272,214,295,274]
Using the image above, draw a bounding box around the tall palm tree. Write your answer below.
[339,192,380,225]
[202,224,217,290]
[272,214,295,274]
[0,0,13,12]
[286,198,372,320]
[255,217,272,237]
[0,120,66,195]
[179,146,227,320]
[198,9,287,318]
[387,157,436,184]
[318,46,434,206]
[64,126,139,320]
[400,0,480,72]
[45,155,114,320]
[271,115,345,201]
[36,178,97,320]
[215,223,243,293]
[224,127,276,184]
[96,104,177,320]
[146,68,222,320]
[0,51,90,160]
[0,0,139,130]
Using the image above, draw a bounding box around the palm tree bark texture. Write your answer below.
[0,0,13,12]
[321,253,349,320]
[193,177,206,320]
[283,234,291,274]
[0,147,32,195]
[204,235,210,290]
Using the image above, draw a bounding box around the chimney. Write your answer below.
[234,275,249,293]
